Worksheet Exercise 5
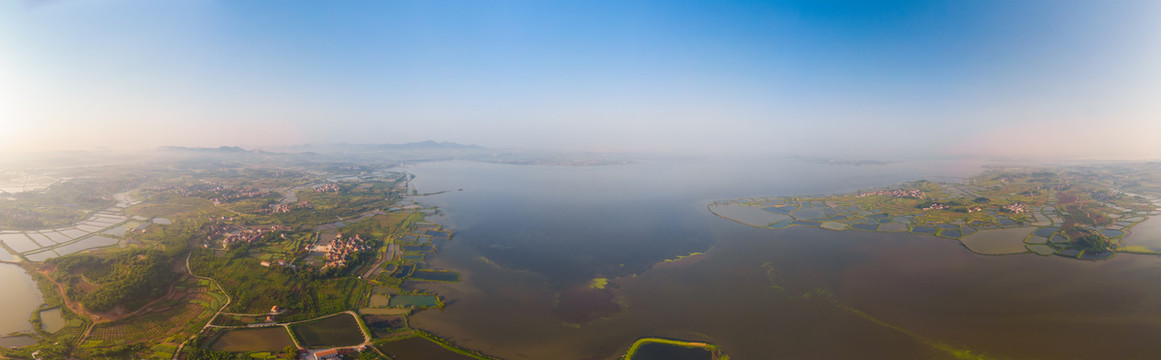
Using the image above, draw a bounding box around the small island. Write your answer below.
[710,164,1161,259]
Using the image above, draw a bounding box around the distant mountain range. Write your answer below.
[271,141,483,153]
[159,141,483,154]
[159,145,251,152]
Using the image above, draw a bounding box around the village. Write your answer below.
[314,232,373,271]
[1002,202,1027,213]
[204,217,291,249]
[268,200,312,214]
[179,184,270,205]
[859,188,925,199]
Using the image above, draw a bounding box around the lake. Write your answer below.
[403,158,1161,360]
[0,263,43,340]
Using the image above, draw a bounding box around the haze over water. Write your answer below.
[402,158,1161,359]
[3,0,1161,358]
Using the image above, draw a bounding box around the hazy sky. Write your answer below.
[1,0,1158,159]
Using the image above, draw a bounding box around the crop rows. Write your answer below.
[89,293,213,344]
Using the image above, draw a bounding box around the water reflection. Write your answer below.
[0,263,42,337]
[399,159,1157,359]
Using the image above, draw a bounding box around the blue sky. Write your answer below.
[1,0,1158,158]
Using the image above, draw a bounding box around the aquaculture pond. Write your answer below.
[1033,227,1059,237]
[409,270,460,282]
[0,336,36,349]
[24,251,59,262]
[210,327,295,352]
[708,204,791,227]
[389,295,439,308]
[792,208,827,220]
[0,233,39,253]
[1099,229,1124,238]
[39,308,66,333]
[1027,244,1057,255]
[629,342,713,360]
[850,223,879,231]
[376,336,477,360]
[910,226,937,234]
[391,264,415,279]
[958,228,1033,255]
[1125,217,1161,251]
[290,313,365,348]
[0,246,15,262]
[54,236,119,255]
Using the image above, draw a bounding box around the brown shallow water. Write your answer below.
[412,220,1161,360]
[404,159,1161,360]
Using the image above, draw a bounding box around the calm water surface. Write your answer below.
[403,159,1154,360]
[0,263,43,337]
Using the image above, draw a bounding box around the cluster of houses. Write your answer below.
[923,203,948,211]
[205,218,291,249]
[1003,202,1027,213]
[859,189,925,198]
[314,183,341,193]
[1089,189,1121,202]
[179,184,268,205]
[301,346,373,360]
[317,232,372,270]
[247,306,288,327]
[267,200,311,214]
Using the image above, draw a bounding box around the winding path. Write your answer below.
[171,252,232,360]
[169,254,376,359]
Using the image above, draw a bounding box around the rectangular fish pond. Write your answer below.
[376,335,478,360]
[388,295,439,308]
[408,270,460,282]
[624,338,717,360]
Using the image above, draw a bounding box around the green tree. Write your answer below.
[282,345,298,360]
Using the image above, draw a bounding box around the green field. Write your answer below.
[290,313,365,348]
[210,327,296,352]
